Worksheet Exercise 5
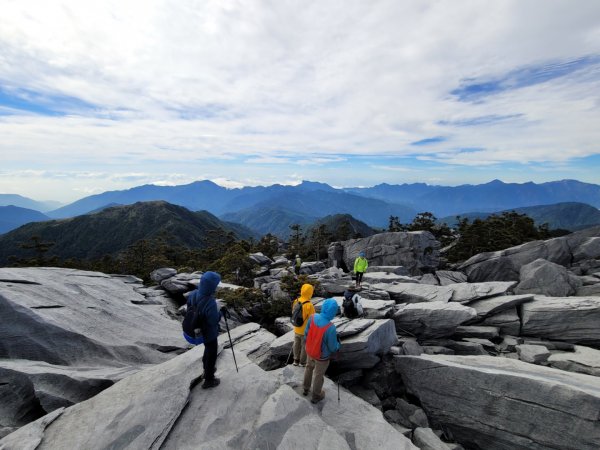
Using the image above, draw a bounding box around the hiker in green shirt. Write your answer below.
[353,252,368,288]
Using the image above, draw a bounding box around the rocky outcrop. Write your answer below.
[466,294,533,320]
[395,354,600,450]
[2,324,416,450]
[459,226,600,282]
[328,231,440,276]
[515,258,582,296]
[393,302,477,338]
[548,345,600,377]
[0,267,185,437]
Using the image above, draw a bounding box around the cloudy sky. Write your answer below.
[1,0,600,203]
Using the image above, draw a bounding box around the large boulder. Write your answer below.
[548,345,600,377]
[480,308,522,336]
[459,226,600,283]
[466,294,533,320]
[395,354,600,450]
[448,281,518,303]
[1,324,416,450]
[373,283,454,303]
[520,296,600,345]
[328,231,441,276]
[0,267,186,436]
[393,302,477,338]
[515,258,582,296]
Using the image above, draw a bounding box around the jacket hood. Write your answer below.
[198,271,221,298]
[299,283,314,301]
[320,298,339,321]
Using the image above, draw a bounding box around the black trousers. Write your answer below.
[356,271,364,284]
[203,339,218,380]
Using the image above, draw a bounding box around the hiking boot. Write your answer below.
[311,391,325,404]
[202,377,220,389]
[293,360,299,366]
[302,388,309,396]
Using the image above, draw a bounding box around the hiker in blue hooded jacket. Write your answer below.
[302,298,340,403]
[187,271,222,388]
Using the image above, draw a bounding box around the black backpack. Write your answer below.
[182,300,205,345]
[342,292,358,319]
[291,300,308,327]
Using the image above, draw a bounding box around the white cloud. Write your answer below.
[1,0,599,201]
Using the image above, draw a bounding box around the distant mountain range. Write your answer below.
[0,194,62,212]
[0,201,255,264]
[3,178,600,238]
[438,202,600,231]
[0,206,50,234]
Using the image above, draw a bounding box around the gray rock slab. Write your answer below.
[249,252,273,266]
[548,345,600,377]
[419,273,440,285]
[453,326,500,340]
[395,354,600,450]
[3,325,416,450]
[436,270,468,286]
[364,272,419,284]
[459,226,600,282]
[521,295,600,345]
[149,267,177,283]
[394,302,477,338]
[480,308,522,336]
[0,268,184,367]
[337,319,398,370]
[328,231,441,276]
[515,258,582,297]
[467,294,533,319]
[516,344,551,364]
[373,283,454,303]
[273,317,294,336]
[367,266,411,276]
[448,281,518,303]
[413,427,452,450]
[576,283,600,296]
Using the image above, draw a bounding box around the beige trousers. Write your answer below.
[303,356,330,401]
[293,333,307,364]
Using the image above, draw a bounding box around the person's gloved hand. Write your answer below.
[220,306,230,318]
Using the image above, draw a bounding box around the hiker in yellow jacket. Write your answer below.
[291,283,316,366]
[353,251,368,288]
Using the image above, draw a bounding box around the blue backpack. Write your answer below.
[182,300,205,345]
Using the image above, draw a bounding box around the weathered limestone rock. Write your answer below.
[459,226,600,282]
[160,271,200,294]
[273,317,294,336]
[448,281,518,303]
[299,261,326,275]
[395,354,600,450]
[2,325,416,450]
[467,294,533,320]
[413,427,452,450]
[373,283,454,303]
[521,295,600,345]
[419,273,440,285]
[576,283,600,296]
[480,308,522,336]
[363,272,418,284]
[515,258,582,296]
[393,302,477,338]
[149,267,177,283]
[328,231,441,276]
[249,252,273,266]
[367,266,411,276]
[548,345,600,377]
[357,288,391,301]
[453,326,500,340]
[516,344,551,364]
[436,270,468,286]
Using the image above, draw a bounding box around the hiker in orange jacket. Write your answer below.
[302,298,340,403]
[291,283,316,366]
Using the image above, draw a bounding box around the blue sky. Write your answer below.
[1,0,600,203]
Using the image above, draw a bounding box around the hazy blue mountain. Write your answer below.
[0,194,61,212]
[0,201,253,264]
[438,202,600,231]
[0,206,50,234]
[221,207,317,239]
[347,179,600,217]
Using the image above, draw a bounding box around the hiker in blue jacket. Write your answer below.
[187,271,222,388]
[302,298,340,403]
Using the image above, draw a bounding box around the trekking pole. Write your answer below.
[285,345,293,365]
[337,377,340,404]
[221,307,239,373]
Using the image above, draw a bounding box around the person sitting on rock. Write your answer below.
[291,283,316,366]
[342,288,364,319]
[303,298,341,403]
[187,271,222,389]
[353,251,368,288]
